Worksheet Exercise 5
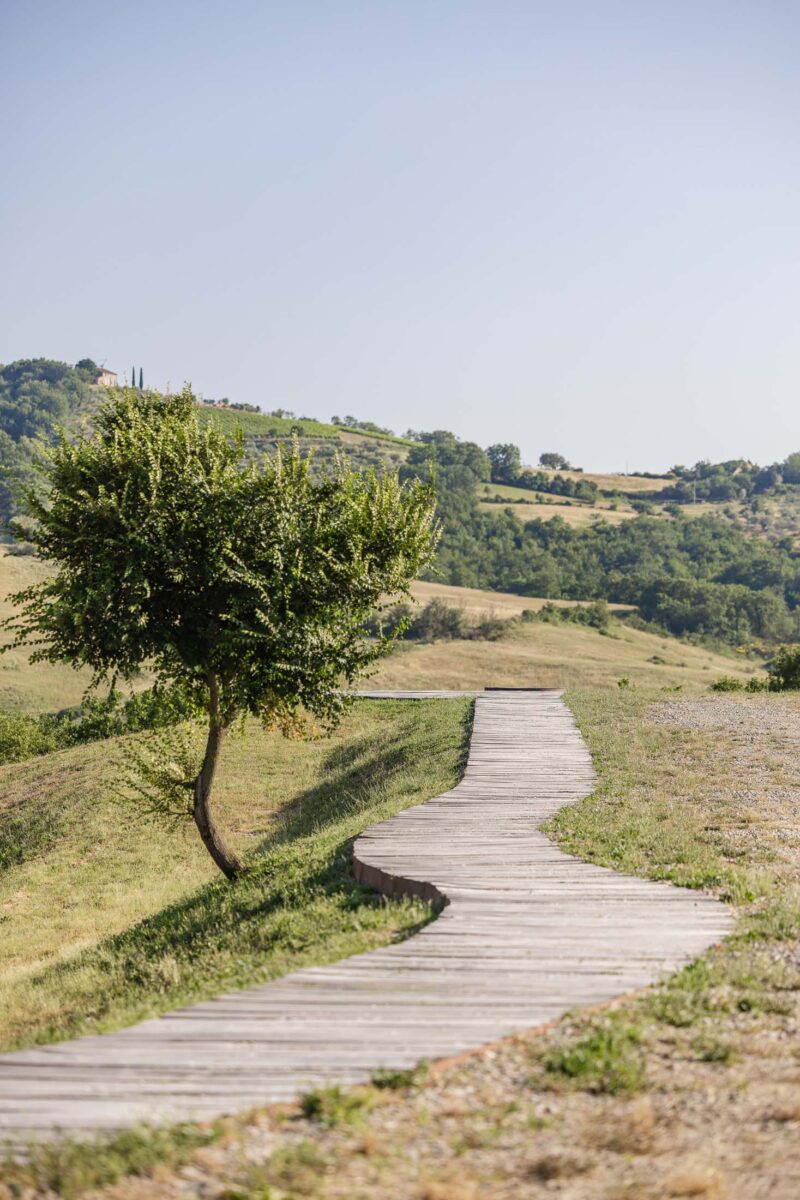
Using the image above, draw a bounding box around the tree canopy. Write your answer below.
[5,388,438,877]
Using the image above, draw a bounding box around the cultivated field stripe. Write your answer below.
[0,690,733,1143]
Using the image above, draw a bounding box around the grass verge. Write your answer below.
[0,698,472,1052]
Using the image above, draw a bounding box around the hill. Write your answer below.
[0,697,469,1052]
[5,359,800,651]
[0,359,417,530]
[377,581,760,690]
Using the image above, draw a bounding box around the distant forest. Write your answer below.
[3,358,800,647]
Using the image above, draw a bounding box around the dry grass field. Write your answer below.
[0,551,95,712]
[379,582,760,691]
[478,499,636,527]
[408,580,633,617]
[533,468,672,494]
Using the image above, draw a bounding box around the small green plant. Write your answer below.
[710,675,744,692]
[543,1018,646,1094]
[692,1034,735,1064]
[371,1060,429,1090]
[617,676,632,689]
[299,1084,372,1127]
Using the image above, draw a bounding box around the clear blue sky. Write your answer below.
[2,1,798,470]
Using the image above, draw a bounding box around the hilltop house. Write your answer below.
[95,367,118,387]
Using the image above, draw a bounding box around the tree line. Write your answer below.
[401,431,800,645]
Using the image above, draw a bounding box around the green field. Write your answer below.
[197,406,418,449]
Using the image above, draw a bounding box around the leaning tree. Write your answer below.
[4,387,438,879]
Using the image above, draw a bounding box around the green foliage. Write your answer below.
[371,1060,430,1090]
[331,413,394,436]
[198,405,339,439]
[0,684,202,769]
[4,387,438,875]
[114,721,201,821]
[713,647,800,692]
[0,709,62,763]
[0,357,97,527]
[532,600,611,632]
[300,1084,372,1127]
[539,451,572,470]
[6,387,436,727]
[366,599,513,643]
[543,1018,646,1094]
[411,442,800,644]
[486,442,522,483]
[766,645,800,690]
[710,675,745,692]
[663,453,800,504]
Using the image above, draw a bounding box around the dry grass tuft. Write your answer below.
[663,1165,727,1197]
[420,1179,482,1200]
[583,1096,656,1154]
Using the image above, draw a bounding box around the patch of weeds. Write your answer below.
[743,897,800,941]
[371,1060,429,1090]
[2,1123,218,1199]
[450,1101,521,1155]
[542,1017,646,1095]
[692,1034,736,1064]
[646,957,727,1028]
[299,1083,372,1127]
[235,1140,331,1197]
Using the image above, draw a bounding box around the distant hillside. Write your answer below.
[5,358,800,650]
[0,359,418,528]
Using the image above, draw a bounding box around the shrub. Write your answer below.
[710,676,744,692]
[544,1019,646,1094]
[767,645,800,690]
[0,711,62,763]
[409,598,468,641]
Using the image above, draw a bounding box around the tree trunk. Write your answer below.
[193,674,244,881]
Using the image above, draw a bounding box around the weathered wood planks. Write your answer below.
[0,690,733,1144]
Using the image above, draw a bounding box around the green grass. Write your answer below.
[552,689,750,893]
[299,1083,374,1127]
[196,406,340,438]
[536,687,800,1083]
[0,697,472,1052]
[542,1015,647,1095]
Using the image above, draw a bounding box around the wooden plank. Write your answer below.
[0,690,733,1145]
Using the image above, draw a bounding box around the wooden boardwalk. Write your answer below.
[0,690,733,1143]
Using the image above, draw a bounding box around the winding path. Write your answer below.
[0,690,733,1144]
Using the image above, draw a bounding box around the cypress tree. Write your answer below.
[139,367,143,390]
[131,366,136,388]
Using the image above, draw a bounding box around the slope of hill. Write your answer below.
[376,581,760,691]
[0,360,419,532]
[6,358,800,651]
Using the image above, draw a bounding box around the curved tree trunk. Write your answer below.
[193,674,244,881]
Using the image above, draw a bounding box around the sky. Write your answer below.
[1,1,798,471]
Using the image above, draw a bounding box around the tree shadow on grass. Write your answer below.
[258,720,423,848]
